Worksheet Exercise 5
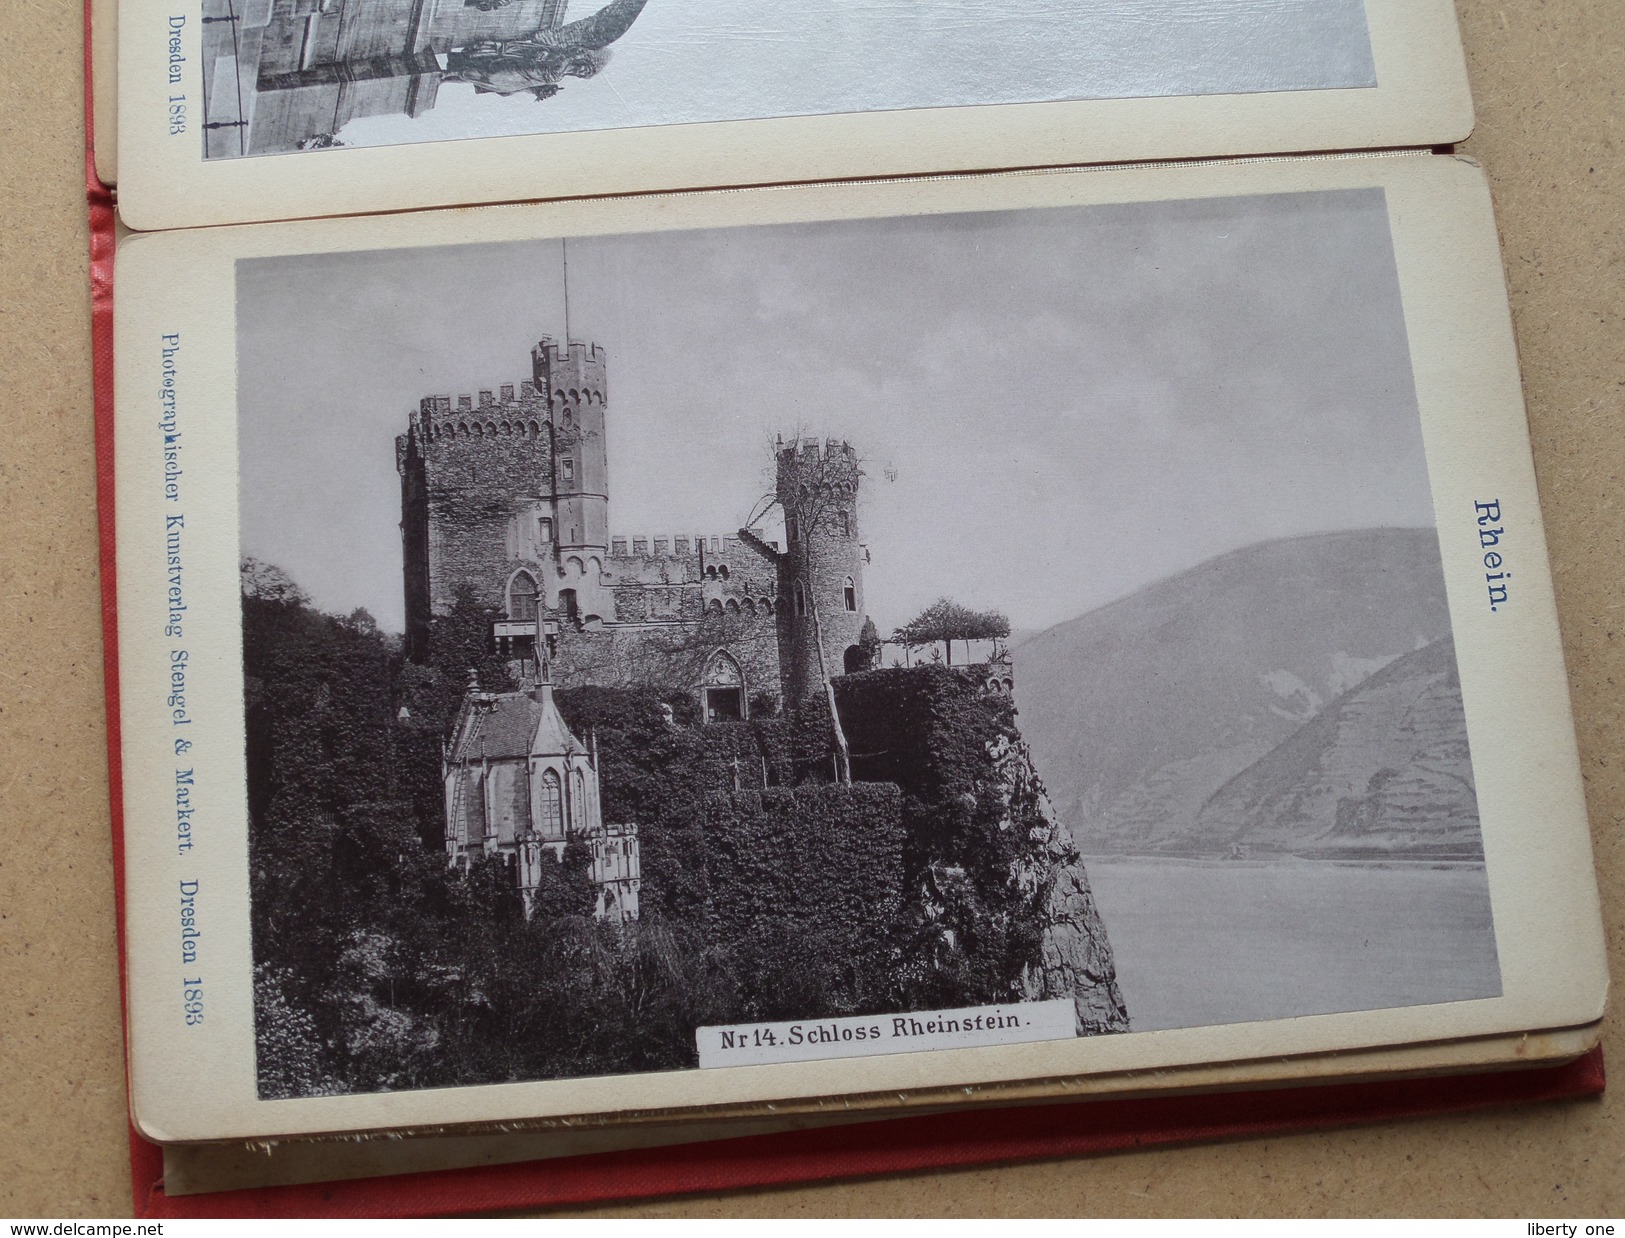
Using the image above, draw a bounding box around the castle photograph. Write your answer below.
[198,0,1375,159]
[237,189,1499,1099]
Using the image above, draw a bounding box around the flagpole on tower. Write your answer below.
[562,237,572,346]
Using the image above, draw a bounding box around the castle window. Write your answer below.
[785,516,797,544]
[559,588,579,625]
[674,537,690,556]
[703,650,746,723]
[793,583,806,617]
[718,564,730,581]
[537,770,563,838]
[563,409,574,427]
[538,517,553,544]
[705,565,717,580]
[573,768,587,831]
[508,573,539,622]
[839,510,851,537]
[844,577,857,612]
[562,458,575,482]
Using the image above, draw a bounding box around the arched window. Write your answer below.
[573,768,587,830]
[843,577,857,612]
[741,598,756,615]
[538,770,562,836]
[718,564,730,580]
[785,515,797,544]
[707,599,724,616]
[703,650,746,722]
[559,588,579,624]
[839,510,851,537]
[793,583,806,617]
[508,572,538,621]
[725,599,740,615]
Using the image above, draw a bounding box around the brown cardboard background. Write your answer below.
[0,0,1617,1217]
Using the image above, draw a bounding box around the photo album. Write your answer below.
[93,0,1609,1207]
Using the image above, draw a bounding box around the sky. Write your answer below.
[335,0,1374,149]
[236,186,1434,637]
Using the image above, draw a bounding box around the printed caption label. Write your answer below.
[697,999,1076,1068]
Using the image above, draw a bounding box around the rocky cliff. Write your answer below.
[992,733,1129,1034]
[837,666,1129,1034]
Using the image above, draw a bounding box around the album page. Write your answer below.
[113,153,1607,1143]
[114,0,1471,231]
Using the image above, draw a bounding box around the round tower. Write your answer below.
[775,437,866,703]
[534,337,610,555]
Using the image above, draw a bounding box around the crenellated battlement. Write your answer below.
[408,383,552,447]
[777,436,859,466]
[607,530,778,561]
[533,337,608,408]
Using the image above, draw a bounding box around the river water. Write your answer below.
[1081,858,1502,1032]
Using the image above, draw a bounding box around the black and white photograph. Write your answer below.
[198,0,1376,159]
[232,184,1502,1102]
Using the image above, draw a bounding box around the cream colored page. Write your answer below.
[92,0,118,185]
[114,155,1606,1144]
[113,0,1469,230]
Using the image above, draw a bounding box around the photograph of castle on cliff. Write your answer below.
[198,0,1376,159]
[236,186,1501,1100]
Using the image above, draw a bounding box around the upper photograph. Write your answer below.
[114,0,1473,229]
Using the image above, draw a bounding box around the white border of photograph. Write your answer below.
[115,0,1471,232]
[113,153,1607,1143]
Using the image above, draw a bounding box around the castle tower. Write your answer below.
[534,338,610,556]
[397,377,554,661]
[775,438,866,703]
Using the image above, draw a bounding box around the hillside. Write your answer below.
[1185,635,1481,857]
[1011,529,1471,856]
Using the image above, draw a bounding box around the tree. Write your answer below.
[893,598,1011,666]
[852,617,883,673]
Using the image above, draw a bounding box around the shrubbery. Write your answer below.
[244,570,1057,1099]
